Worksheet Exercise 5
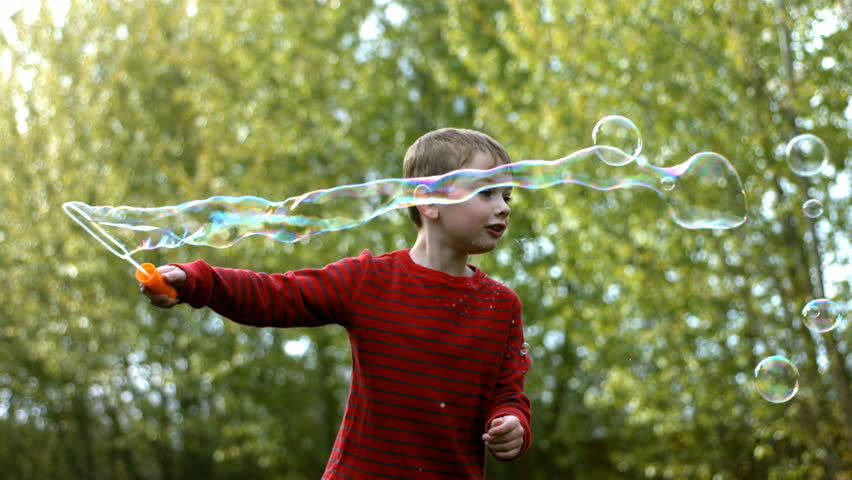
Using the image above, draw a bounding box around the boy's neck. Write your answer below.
[409,235,473,277]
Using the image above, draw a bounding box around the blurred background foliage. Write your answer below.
[0,0,849,478]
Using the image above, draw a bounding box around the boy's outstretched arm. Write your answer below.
[137,253,367,328]
[140,265,186,308]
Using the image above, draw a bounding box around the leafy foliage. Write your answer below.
[0,0,848,478]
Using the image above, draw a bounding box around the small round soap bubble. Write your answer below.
[592,115,642,166]
[660,176,676,191]
[785,134,828,177]
[802,199,823,218]
[754,355,799,403]
[801,298,843,333]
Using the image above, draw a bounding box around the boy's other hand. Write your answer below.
[140,265,185,308]
[482,415,524,460]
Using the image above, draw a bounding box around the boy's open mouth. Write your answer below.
[486,224,506,236]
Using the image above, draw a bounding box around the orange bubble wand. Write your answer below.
[63,202,177,299]
[134,262,177,298]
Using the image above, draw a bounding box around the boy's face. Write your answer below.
[432,151,513,254]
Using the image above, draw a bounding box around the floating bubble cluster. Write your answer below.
[751,132,842,404]
[63,117,748,263]
[754,355,800,403]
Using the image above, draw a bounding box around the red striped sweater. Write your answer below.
[176,248,532,478]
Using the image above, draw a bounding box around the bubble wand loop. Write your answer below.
[62,203,178,299]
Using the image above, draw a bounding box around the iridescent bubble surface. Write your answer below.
[802,199,823,218]
[754,355,799,403]
[801,298,843,333]
[64,118,748,262]
[785,134,828,177]
[661,152,747,229]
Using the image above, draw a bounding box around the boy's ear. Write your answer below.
[413,184,439,221]
[416,203,439,221]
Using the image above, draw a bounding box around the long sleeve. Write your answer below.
[484,296,533,458]
[173,252,367,328]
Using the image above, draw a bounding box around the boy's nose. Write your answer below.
[496,200,511,217]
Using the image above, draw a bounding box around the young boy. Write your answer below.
[142,128,532,478]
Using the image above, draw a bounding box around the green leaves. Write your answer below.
[0,0,849,478]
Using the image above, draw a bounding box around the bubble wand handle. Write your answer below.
[134,262,178,299]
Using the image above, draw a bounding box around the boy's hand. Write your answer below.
[140,265,185,308]
[482,415,524,460]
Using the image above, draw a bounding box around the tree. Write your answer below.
[0,0,848,478]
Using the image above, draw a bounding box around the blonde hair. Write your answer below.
[403,128,511,228]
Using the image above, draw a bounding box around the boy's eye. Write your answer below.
[478,188,512,203]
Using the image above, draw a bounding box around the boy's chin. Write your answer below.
[466,242,498,255]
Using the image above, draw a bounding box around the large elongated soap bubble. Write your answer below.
[64,118,747,265]
[64,153,746,260]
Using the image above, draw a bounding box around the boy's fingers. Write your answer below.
[487,416,518,435]
[140,284,178,308]
[483,432,521,445]
[487,436,523,451]
[162,266,186,287]
[484,434,523,460]
[491,447,521,460]
[157,266,178,284]
[156,295,179,308]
